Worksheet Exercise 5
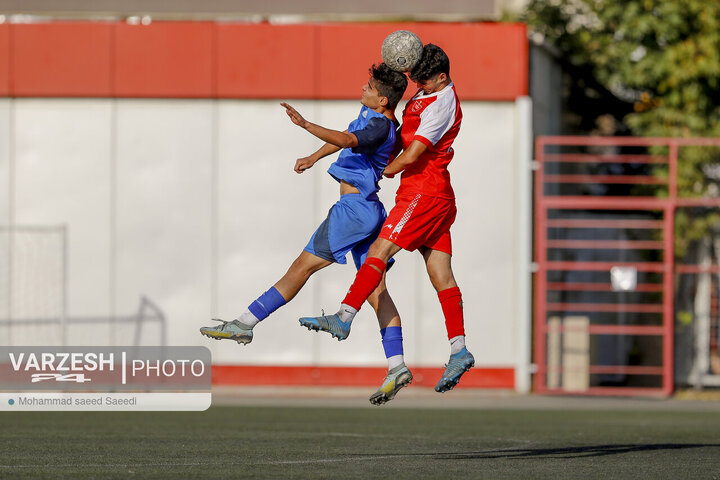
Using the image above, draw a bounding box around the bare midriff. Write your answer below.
[340,180,360,195]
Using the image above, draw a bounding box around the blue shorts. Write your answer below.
[304,193,387,270]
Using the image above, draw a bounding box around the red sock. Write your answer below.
[342,257,386,310]
[438,287,465,339]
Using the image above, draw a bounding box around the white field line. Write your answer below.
[0,449,527,469]
[0,456,405,469]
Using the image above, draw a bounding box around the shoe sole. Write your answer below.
[369,372,413,406]
[299,319,348,341]
[434,359,475,393]
[200,330,252,345]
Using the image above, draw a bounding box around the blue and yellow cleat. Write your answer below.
[200,319,253,345]
[434,347,475,393]
[369,364,413,405]
[299,311,351,341]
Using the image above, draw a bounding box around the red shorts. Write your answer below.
[379,193,457,254]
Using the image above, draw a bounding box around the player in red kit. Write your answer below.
[300,44,474,393]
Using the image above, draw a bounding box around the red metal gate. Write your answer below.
[534,136,720,396]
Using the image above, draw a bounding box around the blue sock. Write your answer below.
[248,286,287,322]
[380,326,404,360]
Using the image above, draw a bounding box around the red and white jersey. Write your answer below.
[397,83,462,199]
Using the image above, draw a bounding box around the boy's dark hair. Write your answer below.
[371,63,408,110]
[409,44,450,82]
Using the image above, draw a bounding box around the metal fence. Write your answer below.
[533,136,720,396]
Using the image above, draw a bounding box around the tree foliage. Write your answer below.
[522,0,720,256]
[524,0,720,137]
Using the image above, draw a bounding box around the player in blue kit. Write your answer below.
[200,63,412,404]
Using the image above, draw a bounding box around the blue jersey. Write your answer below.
[327,105,395,200]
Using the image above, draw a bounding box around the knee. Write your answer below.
[367,240,394,262]
[427,269,456,292]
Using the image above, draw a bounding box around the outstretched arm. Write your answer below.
[294,142,342,174]
[383,140,427,177]
[281,102,358,148]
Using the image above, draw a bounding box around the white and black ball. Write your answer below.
[381,30,423,72]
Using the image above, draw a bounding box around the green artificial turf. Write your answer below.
[2,406,720,479]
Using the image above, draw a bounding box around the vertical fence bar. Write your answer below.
[663,141,679,395]
[533,136,547,392]
[662,204,675,396]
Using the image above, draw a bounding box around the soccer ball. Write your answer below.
[381,31,423,73]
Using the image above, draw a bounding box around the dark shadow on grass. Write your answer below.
[358,444,720,460]
[439,444,720,460]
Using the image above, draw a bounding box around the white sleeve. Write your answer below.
[414,94,456,146]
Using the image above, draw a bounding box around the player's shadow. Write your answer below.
[428,443,720,460]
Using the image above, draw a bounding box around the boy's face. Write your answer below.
[415,72,448,94]
[361,78,388,109]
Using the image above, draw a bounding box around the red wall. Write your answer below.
[3,21,527,101]
[0,24,10,96]
[212,365,515,389]
[12,23,113,97]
